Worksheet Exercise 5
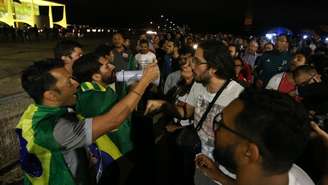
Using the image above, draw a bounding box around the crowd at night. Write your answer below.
[1,0,328,185]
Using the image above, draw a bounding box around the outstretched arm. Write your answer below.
[92,63,160,141]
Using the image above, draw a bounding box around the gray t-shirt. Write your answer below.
[53,117,93,185]
[164,70,181,94]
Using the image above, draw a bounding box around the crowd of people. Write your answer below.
[0,25,88,42]
[15,29,328,185]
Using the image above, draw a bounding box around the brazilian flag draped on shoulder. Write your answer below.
[16,104,75,185]
[76,81,133,154]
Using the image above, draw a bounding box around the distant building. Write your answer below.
[0,0,67,28]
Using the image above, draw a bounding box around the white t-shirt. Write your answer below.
[266,72,285,90]
[213,164,314,185]
[134,51,156,69]
[288,164,315,185]
[186,80,244,158]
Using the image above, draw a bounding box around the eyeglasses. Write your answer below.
[213,113,253,141]
[297,73,317,87]
[191,57,208,66]
[213,113,264,154]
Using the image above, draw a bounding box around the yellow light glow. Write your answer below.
[0,0,66,28]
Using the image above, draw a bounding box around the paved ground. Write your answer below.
[0,39,187,185]
[0,38,114,185]
[0,38,110,98]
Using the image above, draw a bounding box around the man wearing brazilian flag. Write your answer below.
[73,45,133,154]
[16,59,159,185]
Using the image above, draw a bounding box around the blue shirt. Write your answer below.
[255,50,292,85]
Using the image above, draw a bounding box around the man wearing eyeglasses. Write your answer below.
[266,52,307,101]
[293,65,328,113]
[293,66,321,87]
[145,40,244,185]
[195,90,315,185]
[291,65,328,184]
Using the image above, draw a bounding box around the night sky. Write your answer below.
[53,0,328,32]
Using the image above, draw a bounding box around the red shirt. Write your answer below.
[278,73,296,94]
[236,63,253,86]
[278,73,303,102]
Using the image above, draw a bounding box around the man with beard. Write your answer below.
[111,32,136,71]
[145,40,244,185]
[195,89,315,185]
[73,47,134,155]
[17,59,159,185]
[242,40,259,69]
[111,32,138,99]
[160,40,180,85]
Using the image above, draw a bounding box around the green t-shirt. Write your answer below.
[76,82,133,154]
